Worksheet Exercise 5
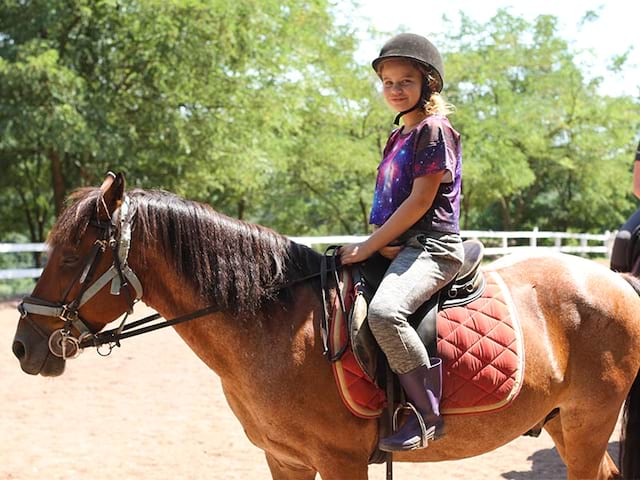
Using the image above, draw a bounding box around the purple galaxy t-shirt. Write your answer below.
[369,115,462,234]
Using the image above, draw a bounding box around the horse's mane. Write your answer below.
[49,187,323,316]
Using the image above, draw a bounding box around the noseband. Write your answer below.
[18,196,143,359]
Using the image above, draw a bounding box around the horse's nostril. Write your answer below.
[12,340,26,360]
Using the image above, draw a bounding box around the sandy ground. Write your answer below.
[1,301,621,480]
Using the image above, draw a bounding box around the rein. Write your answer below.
[78,305,221,354]
[82,253,343,355]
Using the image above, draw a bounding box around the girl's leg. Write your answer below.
[368,233,463,374]
[368,233,463,451]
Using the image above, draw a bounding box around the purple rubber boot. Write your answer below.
[379,358,444,451]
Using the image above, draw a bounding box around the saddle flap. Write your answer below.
[349,292,379,380]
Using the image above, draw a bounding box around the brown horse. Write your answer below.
[11,173,640,479]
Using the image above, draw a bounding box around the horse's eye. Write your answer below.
[61,254,81,268]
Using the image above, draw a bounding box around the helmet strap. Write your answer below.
[393,101,420,126]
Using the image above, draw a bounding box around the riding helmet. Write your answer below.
[372,33,444,92]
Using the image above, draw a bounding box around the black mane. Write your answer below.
[49,187,323,315]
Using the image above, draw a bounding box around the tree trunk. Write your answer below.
[237,198,246,220]
[499,196,512,230]
[49,150,65,216]
[359,196,368,233]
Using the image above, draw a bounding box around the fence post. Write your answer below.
[604,230,614,257]
[530,227,538,247]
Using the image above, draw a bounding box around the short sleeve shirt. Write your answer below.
[369,115,462,234]
[636,141,640,162]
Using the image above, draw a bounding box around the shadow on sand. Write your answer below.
[501,442,620,480]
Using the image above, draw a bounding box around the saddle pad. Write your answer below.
[438,270,524,414]
[330,271,386,419]
[330,269,524,418]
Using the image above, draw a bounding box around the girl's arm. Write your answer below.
[340,171,444,264]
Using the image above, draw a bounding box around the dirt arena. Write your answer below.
[1,300,621,480]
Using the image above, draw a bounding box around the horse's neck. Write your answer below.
[133,251,322,379]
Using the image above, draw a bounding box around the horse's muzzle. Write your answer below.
[12,316,65,377]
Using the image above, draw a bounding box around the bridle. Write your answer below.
[18,195,143,359]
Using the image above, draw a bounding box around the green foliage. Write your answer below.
[442,11,640,230]
[0,3,639,244]
[0,0,385,240]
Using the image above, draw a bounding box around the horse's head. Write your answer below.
[12,172,142,376]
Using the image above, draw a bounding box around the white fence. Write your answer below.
[0,243,48,280]
[0,229,615,281]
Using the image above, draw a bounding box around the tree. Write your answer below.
[441,10,640,231]
[3,4,639,242]
[0,0,377,240]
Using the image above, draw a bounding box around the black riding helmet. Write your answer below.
[372,33,445,124]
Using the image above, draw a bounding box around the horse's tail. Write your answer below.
[620,273,640,478]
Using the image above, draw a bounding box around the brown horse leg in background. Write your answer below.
[544,411,621,479]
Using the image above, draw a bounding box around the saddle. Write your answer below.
[349,239,486,381]
[322,240,526,465]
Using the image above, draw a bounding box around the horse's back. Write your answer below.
[488,250,640,401]
[488,251,635,304]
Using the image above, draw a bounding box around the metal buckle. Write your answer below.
[59,304,79,323]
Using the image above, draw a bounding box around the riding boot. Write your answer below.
[378,358,444,452]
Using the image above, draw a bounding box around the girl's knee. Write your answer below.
[367,298,395,335]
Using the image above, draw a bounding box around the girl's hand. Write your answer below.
[339,242,374,265]
[379,245,403,260]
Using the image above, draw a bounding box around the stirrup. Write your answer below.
[392,402,437,449]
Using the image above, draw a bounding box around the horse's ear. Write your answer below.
[98,171,126,220]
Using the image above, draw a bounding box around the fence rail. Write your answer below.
[1,229,615,281]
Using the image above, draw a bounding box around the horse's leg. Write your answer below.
[315,455,369,480]
[603,451,621,480]
[265,453,317,480]
[264,449,369,480]
[543,415,567,461]
[545,408,620,480]
[544,416,619,478]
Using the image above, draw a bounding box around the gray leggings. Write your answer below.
[368,232,464,374]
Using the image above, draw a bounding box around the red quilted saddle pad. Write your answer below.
[438,270,523,414]
[330,270,524,418]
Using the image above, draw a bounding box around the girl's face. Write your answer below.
[379,59,423,113]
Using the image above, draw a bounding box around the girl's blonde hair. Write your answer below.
[420,66,455,117]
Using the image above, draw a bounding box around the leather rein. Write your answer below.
[17,195,340,360]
